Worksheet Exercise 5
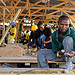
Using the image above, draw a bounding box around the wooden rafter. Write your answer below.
[70,1,75,6]
[31,9,42,15]
[18,10,29,25]
[0,0,75,26]
[47,10,61,16]
[1,0,10,12]
[62,10,75,28]
[5,0,21,21]
[30,0,42,7]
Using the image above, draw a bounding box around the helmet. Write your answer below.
[31,25,38,31]
[11,22,15,25]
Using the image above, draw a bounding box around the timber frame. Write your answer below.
[0,0,75,45]
[0,0,75,27]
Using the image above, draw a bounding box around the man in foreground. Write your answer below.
[37,15,75,68]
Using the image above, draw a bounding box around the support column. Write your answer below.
[2,8,5,47]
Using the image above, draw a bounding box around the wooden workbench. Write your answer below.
[0,54,64,64]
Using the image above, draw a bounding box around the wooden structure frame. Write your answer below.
[0,0,75,25]
[0,0,75,45]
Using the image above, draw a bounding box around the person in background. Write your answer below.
[35,21,52,50]
[8,22,16,43]
[5,25,9,44]
[29,24,38,48]
[24,30,29,44]
[37,15,75,68]
[21,30,24,36]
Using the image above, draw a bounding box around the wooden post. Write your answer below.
[0,9,21,45]
[43,9,44,22]
[45,3,46,15]
[2,8,5,47]
[15,23,18,43]
[48,0,50,8]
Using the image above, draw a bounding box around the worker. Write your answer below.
[35,21,52,49]
[23,30,29,44]
[37,15,75,68]
[5,25,9,44]
[29,24,38,48]
[8,22,16,43]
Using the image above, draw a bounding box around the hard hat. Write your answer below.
[31,25,38,31]
[11,22,15,25]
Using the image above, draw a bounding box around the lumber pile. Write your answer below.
[0,68,75,74]
[0,43,24,57]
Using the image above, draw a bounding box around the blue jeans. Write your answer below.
[37,36,74,68]
[37,34,52,49]
[29,39,36,48]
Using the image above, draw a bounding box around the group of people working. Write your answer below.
[29,15,75,68]
[7,15,75,68]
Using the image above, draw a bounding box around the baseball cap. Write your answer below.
[11,22,15,25]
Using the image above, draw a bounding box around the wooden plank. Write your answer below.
[0,73,72,75]
[0,68,66,74]
[0,53,64,63]
[0,68,75,74]
[1,8,5,47]
[0,60,65,63]
[0,47,24,57]
[13,9,21,22]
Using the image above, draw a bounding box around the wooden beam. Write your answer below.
[70,1,75,6]
[2,8,5,47]
[66,10,75,14]
[29,7,75,10]
[20,1,26,4]
[51,2,66,8]
[28,1,66,12]
[18,10,29,25]
[1,0,6,6]
[1,6,75,10]
[1,0,10,12]
[26,0,29,10]
[62,10,75,28]
[62,10,75,20]
[31,9,42,15]
[30,0,42,7]
[47,10,61,15]
[5,0,21,20]
[31,16,39,20]
[0,9,21,45]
